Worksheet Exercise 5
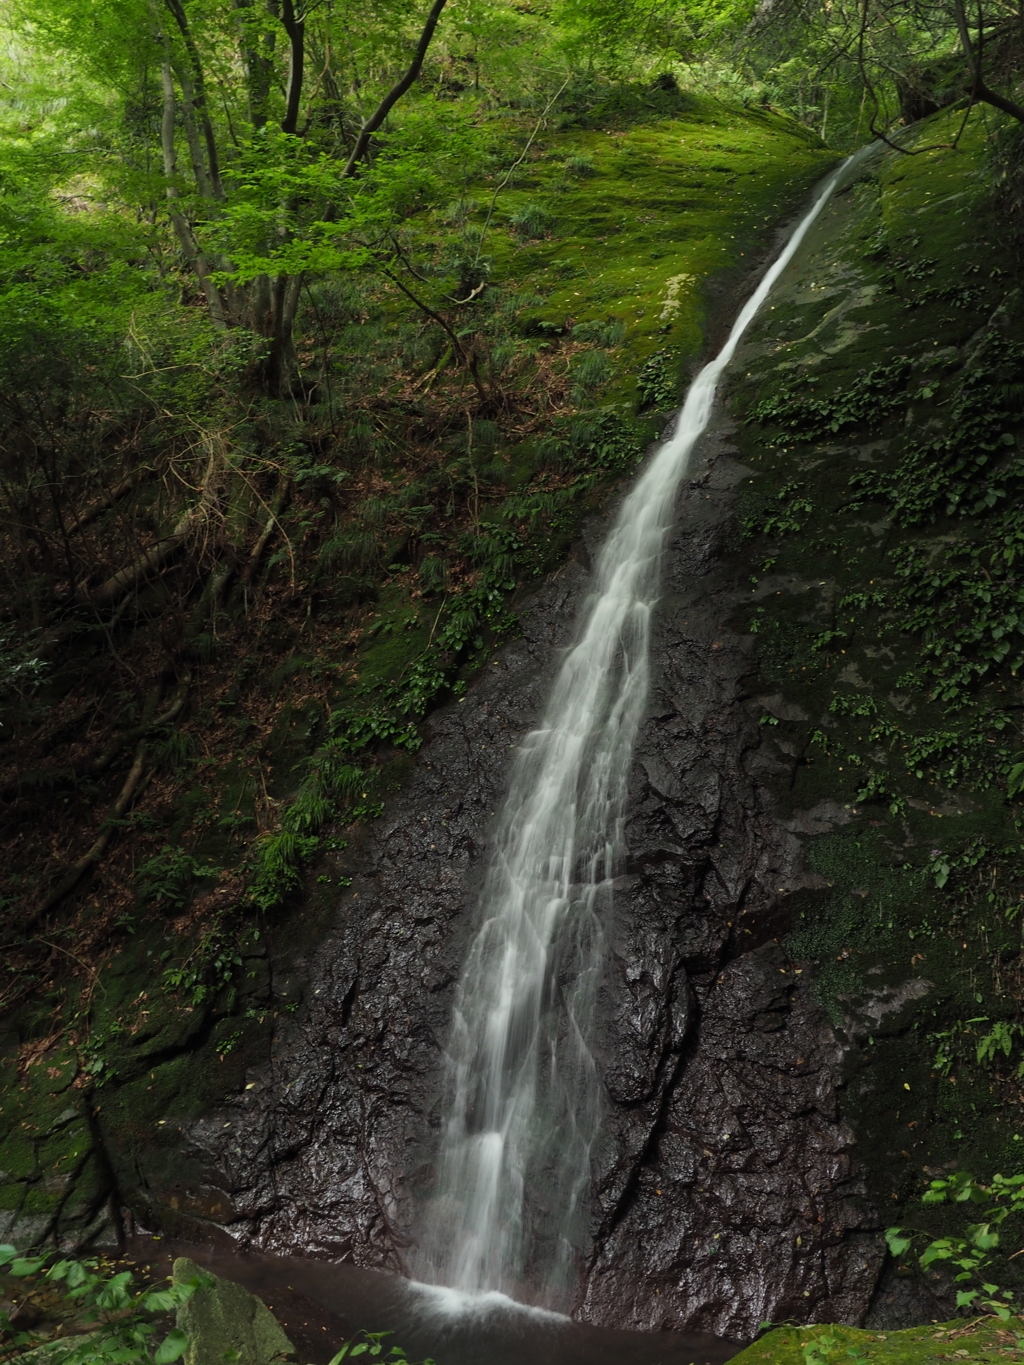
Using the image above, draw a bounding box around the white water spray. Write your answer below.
[419,153,867,1304]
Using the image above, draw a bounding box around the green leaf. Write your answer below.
[920,1239,958,1266]
[96,1271,133,1311]
[10,1257,47,1277]
[966,1222,1001,1250]
[154,1328,190,1364]
[884,1228,913,1256]
[66,1259,91,1289]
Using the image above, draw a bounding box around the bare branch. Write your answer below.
[342,0,449,177]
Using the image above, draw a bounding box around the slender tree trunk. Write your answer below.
[163,0,225,198]
[261,273,303,396]
[171,59,216,200]
[280,0,305,135]
[233,0,276,129]
[158,58,229,327]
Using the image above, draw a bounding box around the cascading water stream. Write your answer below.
[417,149,871,1307]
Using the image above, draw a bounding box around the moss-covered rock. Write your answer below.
[172,1258,297,1365]
[734,1319,1024,1365]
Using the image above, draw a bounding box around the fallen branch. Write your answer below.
[86,674,191,777]
[237,475,293,588]
[0,672,191,802]
[64,473,145,537]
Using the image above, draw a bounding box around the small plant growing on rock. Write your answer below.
[328,1330,435,1364]
[800,1328,870,1365]
[886,1170,1024,1318]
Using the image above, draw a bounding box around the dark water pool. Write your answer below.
[128,1240,743,1365]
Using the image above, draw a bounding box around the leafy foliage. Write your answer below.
[328,1331,435,1365]
[886,1171,1024,1318]
[0,1244,208,1365]
[748,357,911,439]
[636,348,679,409]
[135,847,222,910]
[740,478,814,538]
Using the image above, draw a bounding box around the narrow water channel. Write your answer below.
[415,147,867,1310]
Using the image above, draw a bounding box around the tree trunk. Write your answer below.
[163,0,225,199]
[260,274,304,396]
[280,0,305,136]
[232,0,276,129]
[157,58,229,327]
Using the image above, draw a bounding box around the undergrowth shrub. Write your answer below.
[0,1244,207,1365]
[748,355,911,438]
[509,202,555,239]
[636,348,679,409]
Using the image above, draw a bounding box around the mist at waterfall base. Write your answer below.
[411,146,871,1325]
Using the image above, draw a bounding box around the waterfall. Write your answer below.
[418,151,865,1306]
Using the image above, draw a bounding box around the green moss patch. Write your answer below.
[736,1320,1024,1365]
[485,99,835,388]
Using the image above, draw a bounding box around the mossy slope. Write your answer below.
[486,98,833,379]
[724,101,1024,1303]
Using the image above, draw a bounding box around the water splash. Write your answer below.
[419,150,869,1303]
[407,1281,570,1323]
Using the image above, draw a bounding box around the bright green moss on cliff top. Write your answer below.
[483,97,835,387]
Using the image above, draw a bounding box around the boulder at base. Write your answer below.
[172,1257,297,1365]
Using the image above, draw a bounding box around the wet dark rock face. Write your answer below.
[117,420,884,1340]
[581,437,882,1337]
